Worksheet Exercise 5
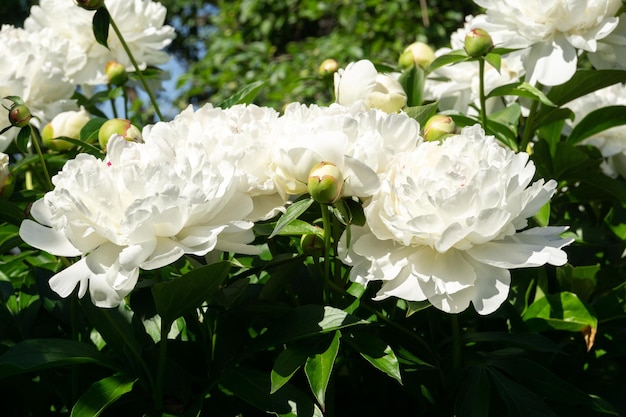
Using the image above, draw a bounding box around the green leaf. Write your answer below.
[270,346,308,394]
[80,117,108,142]
[556,264,599,302]
[398,64,425,107]
[218,80,265,107]
[455,365,491,417]
[304,330,341,409]
[522,291,598,333]
[488,367,558,417]
[428,49,469,72]
[152,260,231,326]
[70,375,137,417]
[404,101,439,126]
[484,52,501,72]
[256,219,323,238]
[567,105,626,145]
[16,125,31,155]
[487,81,556,107]
[546,69,626,107]
[269,198,314,238]
[92,7,110,48]
[346,331,402,384]
[0,339,117,379]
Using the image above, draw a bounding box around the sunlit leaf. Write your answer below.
[70,375,137,417]
[304,330,340,409]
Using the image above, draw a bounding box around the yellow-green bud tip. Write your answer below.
[399,41,435,69]
[423,115,456,142]
[464,28,494,57]
[319,59,339,77]
[307,162,345,205]
[105,61,128,86]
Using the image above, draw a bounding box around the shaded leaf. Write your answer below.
[405,101,439,127]
[567,105,626,145]
[455,365,491,417]
[92,7,110,48]
[70,375,137,417]
[271,346,308,394]
[398,64,425,107]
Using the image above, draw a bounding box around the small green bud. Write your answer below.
[464,28,494,57]
[307,162,345,205]
[300,233,325,256]
[8,104,32,128]
[105,61,128,86]
[423,115,456,142]
[98,118,143,150]
[74,0,105,10]
[399,41,435,69]
[319,59,339,77]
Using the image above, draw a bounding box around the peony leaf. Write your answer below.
[80,117,108,142]
[0,339,118,379]
[346,331,402,384]
[398,64,425,107]
[454,365,491,417]
[546,69,626,107]
[92,7,110,49]
[70,375,137,417]
[269,198,314,238]
[523,292,598,336]
[16,125,31,155]
[567,105,626,145]
[487,81,556,107]
[270,346,308,394]
[152,260,231,326]
[304,330,341,410]
[428,49,470,72]
[404,101,439,128]
[218,80,265,107]
[484,52,501,72]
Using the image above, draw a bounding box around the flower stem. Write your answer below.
[107,9,164,121]
[108,85,118,118]
[521,94,540,152]
[29,127,53,191]
[321,204,333,301]
[478,58,488,131]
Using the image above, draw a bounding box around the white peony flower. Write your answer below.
[334,60,407,113]
[566,83,626,178]
[25,0,175,85]
[19,135,259,307]
[472,0,622,86]
[588,14,626,70]
[0,25,77,151]
[339,125,572,315]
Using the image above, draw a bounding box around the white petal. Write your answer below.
[468,259,511,315]
[19,219,82,257]
[49,258,91,299]
[526,35,577,86]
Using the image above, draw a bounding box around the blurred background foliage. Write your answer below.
[0,0,480,111]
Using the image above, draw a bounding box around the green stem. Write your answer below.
[520,95,540,152]
[70,292,80,404]
[108,85,118,118]
[107,9,164,121]
[478,58,488,131]
[451,314,461,373]
[29,127,53,191]
[321,204,333,301]
[123,87,129,119]
[154,319,171,412]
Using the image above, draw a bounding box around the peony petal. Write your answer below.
[49,258,91,299]
[19,219,82,257]
[526,35,577,86]
[468,258,511,315]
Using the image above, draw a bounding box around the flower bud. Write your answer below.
[42,108,91,151]
[307,162,345,205]
[74,0,104,10]
[464,28,494,57]
[105,61,128,86]
[423,115,456,142]
[98,118,143,150]
[8,104,32,128]
[300,233,325,256]
[319,59,339,77]
[365,74,407,114]
[399,41,436,69]
[0,152,11,199]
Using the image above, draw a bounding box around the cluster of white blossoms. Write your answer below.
[339,125,572,315]
[0,0,174,151]
[471,0,624,86]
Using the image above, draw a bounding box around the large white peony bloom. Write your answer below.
[0,25,77,151]
[472,0,622,86]
[25,0,175,85]
[339,125,572,315]
[19,135,259,307]
[334,60,407,113]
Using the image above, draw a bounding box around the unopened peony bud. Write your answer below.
[105,61,128,86]
[308,162,345,205]
[365,74,407,114]
[399,41,436,69]
[42,108,91,151]
[319,59,339,76]
[464,28,494,57]
[423,115,456,142]
[75,0,104,10]
[0,152,10,198]
[8,104,32,128]
[300,233,325,256]
[98,118,142,150]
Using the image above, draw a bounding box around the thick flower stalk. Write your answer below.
[339,125,572,315]
[471,0,622,86]
[19,135,259,308]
